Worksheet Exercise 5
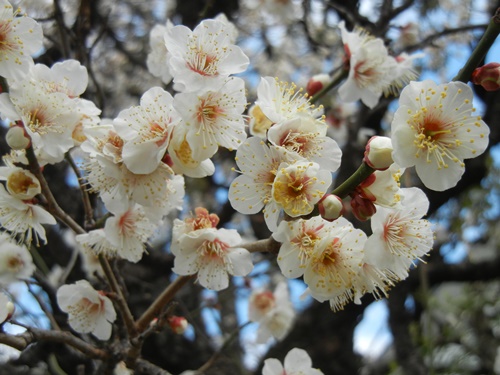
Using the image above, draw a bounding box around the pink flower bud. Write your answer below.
[306,74,330,97]
[318,194,344,221]
[6,125,31,150]
[350,193,377,221]
[364,136,393,170]
[168,316,188,334]
[472,63,500,91]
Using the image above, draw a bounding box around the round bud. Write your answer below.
[6,125,30,150]
[364,136,393,170]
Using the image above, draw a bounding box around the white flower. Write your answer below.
[76,229,117,258]
[165,19,249,92]
[391,80,489,191]
[356,163,404,210]
[0,233,35,285]
[174,77,247,161]
[256,76,323,125]
[0,0,43,80]
[0,166,40,200]
[272,160,332,218]
[0,78,81,164]
[364,187,434,280]
[146,21,174,84]
[57,280,116,340]
[167,125,215,178]
[248,104,273,138]
[248,281,295,343]
[267,114,342,172]
[338,21,396,109]
[104,204,156,263]
[228,137,292,231]
[262,348,324,375]
[303,217,366,307]
[114,87,181,174]
[0,184,56,244]
[273,216,329,279]
[172,228,253,291]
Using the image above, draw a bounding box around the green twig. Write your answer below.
[310,68,349,104]
[453,8,500,82]
[332,162,375,199]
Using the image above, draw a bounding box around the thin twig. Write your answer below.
[26,282,61,331]
[98,255,137,338]
[65,153,95,229]
[135,275,193,334]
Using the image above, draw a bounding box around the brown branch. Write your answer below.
[403,24,488,53]
[25,146,85,235]
[98,255,137,338]
[65,153,94,229]
[0,328,109,360]
[135,275,193,334]
[240,237,281,254]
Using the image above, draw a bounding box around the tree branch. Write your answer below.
[0,328,109,360]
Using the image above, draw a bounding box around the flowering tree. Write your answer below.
[0,0,499,374]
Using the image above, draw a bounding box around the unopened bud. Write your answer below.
[0,293,15,324]
[318,194,344,221]
[350,193,377,221]
[364,136,393,170]
[472,62,500,91]
[306,74,330,97]
[6,125,30,150]
[168,316,188,334]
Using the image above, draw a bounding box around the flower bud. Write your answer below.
[350,193,377,221]
[318,194,344,221]
[472,62,500,91]
[364,136,393,170]
[6,125,31,150]
[168,315,188,334]
[306,74,330,97]
[0,292,15,324]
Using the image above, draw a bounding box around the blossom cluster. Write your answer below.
[0,1,492,368]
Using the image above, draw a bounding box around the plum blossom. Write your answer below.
[248,104,273,138]
[338,21,397,108]
[165,19,249,92]
[0,184,56,244]
[103,204,156,263]
[0,0,43,80]
[273,216,367,310]
[167,124,215,178]
[174,77,247,161]
[248,281,295,343]
[172,227,253,291]
[0,233,35,285]
[272,160,332,218]
[146,21,174,84]
[114,87,181,174]
[228,136,293,231]
[267,114,342,172]
[256,76,323,125]
[57,280,116,340]
[391,80,489,191]
[364,187,434,280]
[0,77,81,164]
[262,348,324,375]
[0,166,40,200]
